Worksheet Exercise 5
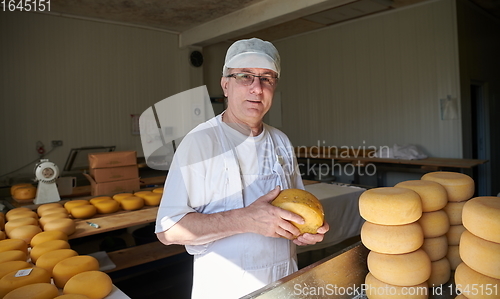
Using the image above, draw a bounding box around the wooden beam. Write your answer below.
[179,0,357,47]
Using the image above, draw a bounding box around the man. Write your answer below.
[155,38,329,299]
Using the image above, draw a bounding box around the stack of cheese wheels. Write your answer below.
[455,196,500,299]
[395,180,451,287]
[359,187,430,299]
[421,171,475,271]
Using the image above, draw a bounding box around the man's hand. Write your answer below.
[292,221,329,246]
[243,186,305,240]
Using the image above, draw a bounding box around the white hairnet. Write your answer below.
[223,38,280,77]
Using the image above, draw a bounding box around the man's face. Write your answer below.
[221,68,278,126]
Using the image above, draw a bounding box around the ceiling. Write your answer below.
[47,0,500,47]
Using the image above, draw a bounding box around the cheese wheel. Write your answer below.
[446,224,466,246]
[89,196,112,205]
[0,260,32,280]
[460,230,500,279]
[0,267,51,298]
[10,183,33,196]
[30,239,71,263]
[361,221,424,254]
[4,217,38,236]
[462,196,500,243]
[112,193,134,203]
[8,225,42,245]
[0,231,5,241]
[359,187,422,225]
[367,249,431,286]
[417,210,450,238]
[37,207,68,218]
[421,235,448,261]
[428,257,451,287]
[3,282,59,299]
[421,171,474,202]
[39,212,70,228]
[142,192,162,206]
[0,239,28,255]
[133,191,153,198]
[271,188,324,235]
[43,218,76,235]
[36,203,64,217]
[395,180,448,212]
[70,205,97,219]
[93,199,120,214]
[455,262,500,299]
[5,208,32,220]
[55,294,91,299]
[443,201,467,225]
[447,245,461,270]
[11,186,37,201]
[364,272,428,299]
[120,196,144,211]
[0,250,27,264]
[52,255,100,288]
[63,271,113,299]
[5,210,38,221]
[30,230,68,247]
[36,248,79,275]
[152,187,163,194]
[64,200,90,213]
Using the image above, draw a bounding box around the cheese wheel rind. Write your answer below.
[36,203,64,217]
[70,205,97,219]
[120,196,144,211]
[395,180,448,212]
[446,224,466,246]
[0,239,28,255]
[417,210,450,238]
[30,239,71,263]
[462,196,500,243]
[0,250,27,264]
[421,171,474,202]
[455,262,500,299]
[43,218,76,236]
[63,270,113,299]
[8,225,42,245]
[93,199,120,214]
[52,255,100,288]
[30,230,68,247]
[0,260,32,280]
[36,249,79,276]
[0,267,51,298]
[3,282,59,299]
[428,257,451,287]
[364,272,429,299]
[421,235,448,261]
[361,221,424,254]
[447,245,461,270]
[367,249,431,286]
[359,187,422,225]
[459,230,500,279]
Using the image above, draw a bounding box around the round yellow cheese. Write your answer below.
[120,196,144,211]
[271,188,324,235]
[0,250,27,264]
[0,239,28,255]
[421,235,448,261]
[446,224,466,246]
[395,180,448,212]
[367,249,431,286]
[53,255,100,288]
[361,221,424,254]
[142,192,162,206]
[36,203,64,217]
[3,282,59,299]
[93,199,120,214]
[36,248,79,276]
[428,257,451,287]
[38,207,68,218]
[133,191,153,198]
[460,230,500,279]
[12,186,37,202]
[0,267,51,298]
[112,193,134,203]
[63,270,113,299]
[4,217,38,237]
[39,212,70,228]
[455,262,500,299]
[30,230,68,247]
[54,294,91,299]
[10,183,33,196]
[43,218,76,236]
[364,272,428,299]
[443,201,467,225]
[152,187,163,194]
[359,187,422,225]
[0,231,5,241]
[8,225,42,245]
[5,208,32,220]
[30,239,71,263]
[0,260,32,280]
[462,196,500,243]
[417,210,450,238]
[89,196,112,205]
[6,210,38,222]
[447,245,461,270]
[70,205,97,219]
[64,200,90,213]
[421,171,474,202]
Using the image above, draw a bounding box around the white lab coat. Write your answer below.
[156,114,304,299]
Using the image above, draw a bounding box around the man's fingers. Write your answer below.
[277,208,304,225]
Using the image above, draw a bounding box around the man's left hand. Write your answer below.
[292,221,330,246]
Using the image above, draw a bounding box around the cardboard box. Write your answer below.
[88,151,137,169]
[84,174,141,196]
[89,165,139,183]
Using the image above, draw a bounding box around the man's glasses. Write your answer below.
[226,73,278,87]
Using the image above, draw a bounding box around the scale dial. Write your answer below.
[34,160,59,183]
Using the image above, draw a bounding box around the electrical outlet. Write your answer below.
[51,140,63,147]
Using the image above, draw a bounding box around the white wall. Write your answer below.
[0,12,203,184]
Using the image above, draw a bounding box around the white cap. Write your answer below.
[223,38,280,77]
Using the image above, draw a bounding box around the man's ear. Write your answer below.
[220,77,229,97]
